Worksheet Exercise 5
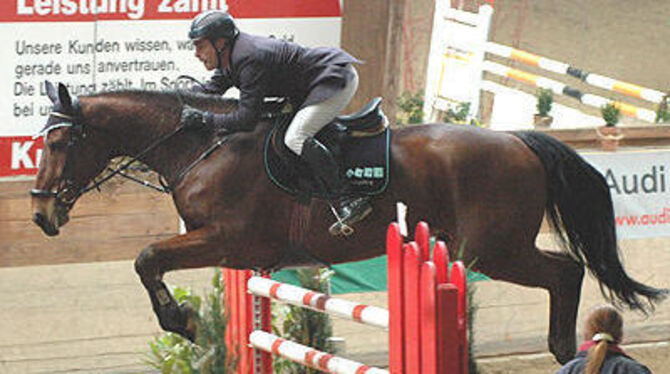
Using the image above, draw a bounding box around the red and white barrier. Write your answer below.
[250,331,390,374]
[247,277,389,329]
[223,221,468,374]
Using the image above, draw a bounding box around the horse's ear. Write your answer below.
[45,80,58,104]
[57,83,72,110]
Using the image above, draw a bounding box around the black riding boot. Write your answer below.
[301,137,372,236]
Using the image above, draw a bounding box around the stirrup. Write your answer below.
[328,204,355,236]
[327,199,372,236]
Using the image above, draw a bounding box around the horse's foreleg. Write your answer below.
[134,226,224,341]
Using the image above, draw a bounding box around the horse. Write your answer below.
[30,82,667,364]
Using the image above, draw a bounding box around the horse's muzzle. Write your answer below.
[30,190,69,236]
[32,212,60,236]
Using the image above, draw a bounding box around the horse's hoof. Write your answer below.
[549,338,576,364]
[179,302,200,343]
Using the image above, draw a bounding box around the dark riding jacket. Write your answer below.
[556,350,651,374]
[198,32,361,132]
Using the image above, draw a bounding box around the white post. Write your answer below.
[423,3,494,122]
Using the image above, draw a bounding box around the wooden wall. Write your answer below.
[0,179,179,268]
[341,0,390,114]
[340,0,435,122]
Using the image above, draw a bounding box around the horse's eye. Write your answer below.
[49,141,67,151]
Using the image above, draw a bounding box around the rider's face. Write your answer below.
[194,39,216,70]
[194,38,227,71]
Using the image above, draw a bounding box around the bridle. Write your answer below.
[29,102,183,208]
[30,108,88,208]
[30,93,230,209]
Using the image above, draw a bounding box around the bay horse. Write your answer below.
[31,82,666,364]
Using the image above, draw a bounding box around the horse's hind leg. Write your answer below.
[542,250,585,364]
[134,226,224,341]
[476,244,584,364]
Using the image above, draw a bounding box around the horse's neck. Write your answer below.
[145,119,270,188]
[83,94,194,183]
[85,93,267,187]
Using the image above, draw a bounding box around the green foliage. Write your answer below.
[455,240,480,374]
[144,269,236,374]
[396,91,425,125]
[444,102,471,124]
[656,99,670,123]
[273,268,334,374]
[601,102,621,127]
[536,88,553,116]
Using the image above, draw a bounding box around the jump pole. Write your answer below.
[485,42,666,105]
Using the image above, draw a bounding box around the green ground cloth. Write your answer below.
[272,254,489,294]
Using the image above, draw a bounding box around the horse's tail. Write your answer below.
[513,131,668,313]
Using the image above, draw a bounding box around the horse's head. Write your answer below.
[31,81,111,236]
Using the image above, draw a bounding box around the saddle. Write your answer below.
[264,97,391,201]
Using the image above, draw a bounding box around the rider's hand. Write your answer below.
[181,105,210,131]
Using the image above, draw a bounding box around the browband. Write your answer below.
[33,95,80,139]
[33,120,73,139]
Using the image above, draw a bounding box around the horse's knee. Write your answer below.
[135,246,160,280]
[556,256,585,291]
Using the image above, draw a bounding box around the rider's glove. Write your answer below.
[181,105,210,131]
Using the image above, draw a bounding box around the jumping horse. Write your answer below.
[30,82,667,364]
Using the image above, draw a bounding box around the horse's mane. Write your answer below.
[85,89,239,112]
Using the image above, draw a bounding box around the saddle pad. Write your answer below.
[341,128,390,195]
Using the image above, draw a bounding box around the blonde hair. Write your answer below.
[582,304,623,374]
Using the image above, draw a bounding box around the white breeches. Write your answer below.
[285,64,359,155]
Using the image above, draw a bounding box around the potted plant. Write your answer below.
[656,95,669,123]
[597,102,623,151]
[444,102,471,124]
[396,91,424,125]
[534,88,554,127]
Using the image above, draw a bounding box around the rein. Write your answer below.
[170,136,230,191]
[80,123,185,194]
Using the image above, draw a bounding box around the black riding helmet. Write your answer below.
[189,10,238,41]
[189,11,239,70]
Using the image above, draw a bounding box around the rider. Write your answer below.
[181,10,372,235]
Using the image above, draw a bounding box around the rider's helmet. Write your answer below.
[188,10,239,42]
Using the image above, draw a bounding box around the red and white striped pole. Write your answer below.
[250,331,390,374]
[247,277,389,329]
